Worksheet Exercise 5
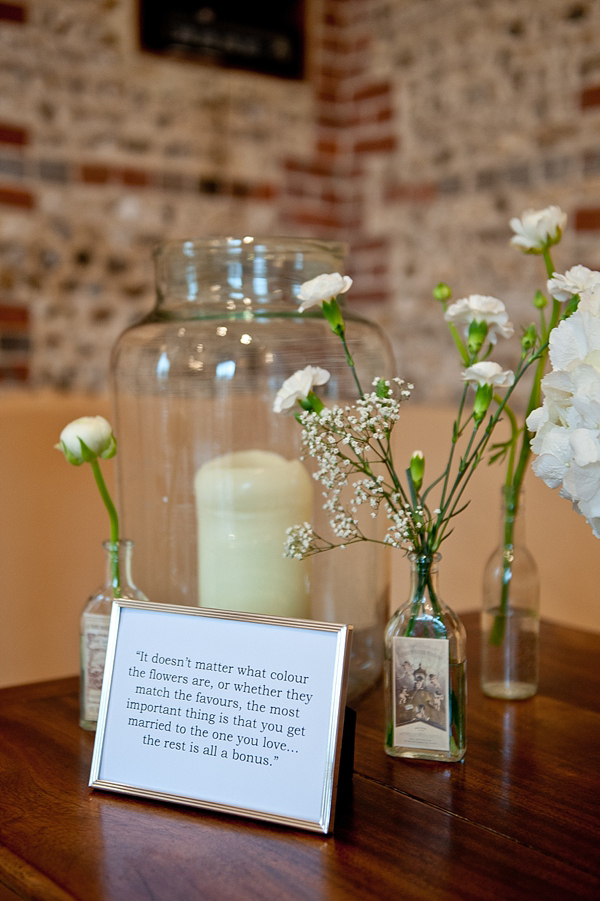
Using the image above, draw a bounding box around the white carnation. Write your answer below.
[510,205,567,252]
[296,273,353,312]
[462,361,515,389]
[547,265,600,302]
[444,295,514,344]
[273,366,330,413]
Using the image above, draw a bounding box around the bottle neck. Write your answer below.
[499,486,526,548]
[408,553,440,605]
[103,539,135,596]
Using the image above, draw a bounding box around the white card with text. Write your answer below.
[89,600,352,834]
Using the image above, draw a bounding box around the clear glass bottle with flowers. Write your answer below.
[479,207,583,699]
[274,271,549,762]
[56,416,147,730]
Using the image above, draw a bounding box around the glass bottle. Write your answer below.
[110,237,395,702]
[384,553,466,762]
[80,539,147,730]
[481,487,540,699]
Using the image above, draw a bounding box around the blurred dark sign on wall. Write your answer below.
[139,1,306,80]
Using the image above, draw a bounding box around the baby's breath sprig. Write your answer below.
[274,270,548,571]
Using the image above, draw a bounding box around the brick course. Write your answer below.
[0,0,598,397]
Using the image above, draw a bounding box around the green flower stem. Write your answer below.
[432,342,547,551]
[499,399,520,484]
[406,557,447,638]
[489,244,559,645]
[340,332,365,398]
[90,458,120,591]
[437,382,470,518]
[488,487,519,645]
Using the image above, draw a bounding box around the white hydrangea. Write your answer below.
[527,309,600,537]
[579,284,600,316]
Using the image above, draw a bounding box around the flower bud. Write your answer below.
[533,290,547,309]
[56,416,116,465]
[375,378,391,398]
[433,282,452,303]
[521,324,537,352]
[467,319,488,355]
[322,298,346,337]
[409,450,425,492]
[473,383,493,423]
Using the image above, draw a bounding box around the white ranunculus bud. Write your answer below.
[296,273,352,312]
[57,416,116,465]
[273,366,331,413]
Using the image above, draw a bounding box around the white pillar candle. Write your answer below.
[194,450,312,617]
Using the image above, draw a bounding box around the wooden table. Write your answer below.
[0,613,598,901]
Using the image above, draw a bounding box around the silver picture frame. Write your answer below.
[89,599,353,834]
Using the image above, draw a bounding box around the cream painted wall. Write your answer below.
[0,393,597,689]
[0,391,113,688]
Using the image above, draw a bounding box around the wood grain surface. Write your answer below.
[0,614,598,901]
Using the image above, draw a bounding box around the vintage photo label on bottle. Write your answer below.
[392,636,450,751]
[82,613,110,721]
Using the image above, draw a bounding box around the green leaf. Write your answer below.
[99,433,117,460]
[57,441,84,466]
[78,437,98,464]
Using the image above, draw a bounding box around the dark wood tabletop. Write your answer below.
[0,612,598,901]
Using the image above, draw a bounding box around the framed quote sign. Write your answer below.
[89,600,352,834]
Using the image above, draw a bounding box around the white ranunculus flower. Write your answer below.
[461,361,515,389]
[444,295,514,344]
[547,265,600,302]
[296,273,353,312]
[58,416,116,464]
[509,205,567,252]
[273,366,330,413]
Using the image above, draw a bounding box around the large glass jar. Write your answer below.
[110,237,395,701]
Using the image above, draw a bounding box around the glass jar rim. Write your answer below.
[153,235,348,261]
